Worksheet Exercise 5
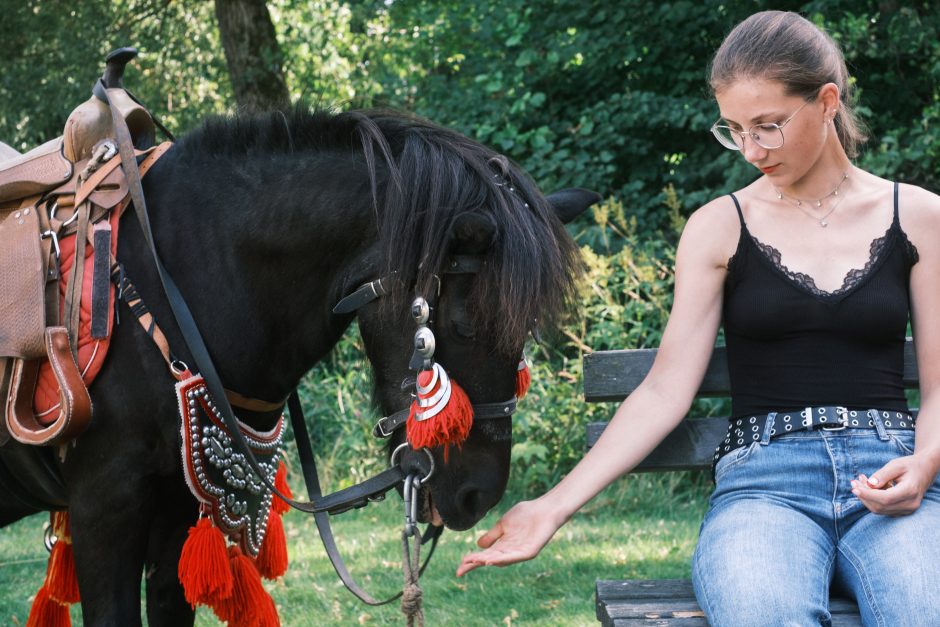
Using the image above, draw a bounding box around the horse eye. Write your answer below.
[450,320,476,340]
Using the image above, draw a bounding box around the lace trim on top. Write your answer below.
[747,223,916,298]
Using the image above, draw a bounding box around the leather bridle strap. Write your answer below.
[288,393,442,605]
[374,398,517,438]
[333,255,484,315]
[332,274,395,315]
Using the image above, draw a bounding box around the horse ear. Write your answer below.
[546,188,601,224]
[449,211,498,253]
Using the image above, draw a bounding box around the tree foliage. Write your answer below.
[369,0,940,234]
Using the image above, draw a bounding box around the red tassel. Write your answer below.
[178,517,233,608]
[51,511,71,539]
[515,358,531,400]
[43,511,80,605]
[46,539,80,604]
[212,546,279,627]
[272,461,292,516]
[27,585,70,627]
[254,512,288,580]
[407,366,473,454]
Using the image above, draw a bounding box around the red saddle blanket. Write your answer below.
[33,209,120,423]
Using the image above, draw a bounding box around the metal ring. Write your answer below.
[60,206,81,228]
[43,524,57,553]
[170,360,189,377]
[390,443,435,484]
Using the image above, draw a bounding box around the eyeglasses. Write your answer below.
[710,100,811,151]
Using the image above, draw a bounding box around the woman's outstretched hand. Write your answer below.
[456,498,565,577]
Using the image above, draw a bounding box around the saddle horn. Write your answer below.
[93,47,138,100]
[64,47,155,162]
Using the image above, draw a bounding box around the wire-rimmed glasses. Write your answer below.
[710,100,811,150]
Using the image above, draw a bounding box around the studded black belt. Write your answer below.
[713,406,916,469]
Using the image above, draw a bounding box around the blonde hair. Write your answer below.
[709,11,868,158]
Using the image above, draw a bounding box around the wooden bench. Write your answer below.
[583,339,919,626]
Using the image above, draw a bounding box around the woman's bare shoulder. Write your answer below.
[898,183,940,250]
[679,195,743,267]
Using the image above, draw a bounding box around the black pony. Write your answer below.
[0,107,597,624]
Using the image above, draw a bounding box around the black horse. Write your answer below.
[0,107,596,624]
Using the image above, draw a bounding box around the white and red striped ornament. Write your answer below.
[406,362,473,453]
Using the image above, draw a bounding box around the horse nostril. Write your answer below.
[456,485,493,520]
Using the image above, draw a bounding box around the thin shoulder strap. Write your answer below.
[893,181,900,226]
[729,193,746,227]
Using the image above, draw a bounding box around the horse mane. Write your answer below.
[175,107,581,349]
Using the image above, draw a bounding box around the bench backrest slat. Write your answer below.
[583,338,917,403]
[583,338,918,472]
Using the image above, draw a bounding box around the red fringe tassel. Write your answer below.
[46,539,80,605]
[26,585,70,627]
[515,358,531,400]
[254,512,288,580]
[178,517,233,608]
[272,461,292,516]
[46,511,79,605]
[212,546,279,627]
[406,373,473,454]
[28,511,78,625]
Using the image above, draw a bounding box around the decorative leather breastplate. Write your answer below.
[177,372,284,556]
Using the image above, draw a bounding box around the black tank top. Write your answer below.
[723,183,919,419]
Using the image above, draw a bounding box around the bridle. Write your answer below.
[332,256,519,443]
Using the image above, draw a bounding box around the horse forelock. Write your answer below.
[356,112,581,351]
[175,106,581,350]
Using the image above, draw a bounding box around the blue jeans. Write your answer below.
[691,412,940,626]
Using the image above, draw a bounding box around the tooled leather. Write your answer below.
[0,138,72,203]
[0,198,48,359]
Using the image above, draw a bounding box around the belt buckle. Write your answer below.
[821,406,848,431]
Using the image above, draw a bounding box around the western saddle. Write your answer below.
[0,48,158,447]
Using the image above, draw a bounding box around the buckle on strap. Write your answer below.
[820,406,848,430]
[332,274,397,315]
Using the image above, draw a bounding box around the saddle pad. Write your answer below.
[32,209,120,422]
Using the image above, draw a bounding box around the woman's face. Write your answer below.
[714,78,829,187]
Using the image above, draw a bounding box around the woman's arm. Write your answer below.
[457,200,738,575]
[853,184,940,514]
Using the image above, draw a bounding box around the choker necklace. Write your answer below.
[773,171,849,228]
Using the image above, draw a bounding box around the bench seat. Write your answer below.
[595,579,862,626]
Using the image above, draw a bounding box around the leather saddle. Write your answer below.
[0,48,156,447]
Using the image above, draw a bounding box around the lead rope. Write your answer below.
[401,473,424,625]
[401,529,423,626]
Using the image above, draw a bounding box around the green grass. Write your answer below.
[0,473,709,626]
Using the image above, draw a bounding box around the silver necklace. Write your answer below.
[773,171,849,228]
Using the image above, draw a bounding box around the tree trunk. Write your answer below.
[214,0,289,112]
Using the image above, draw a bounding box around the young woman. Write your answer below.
[457,11,940,625]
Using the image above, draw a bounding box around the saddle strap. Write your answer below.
[5,327,92,446]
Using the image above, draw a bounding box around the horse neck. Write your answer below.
[141,148,380,401]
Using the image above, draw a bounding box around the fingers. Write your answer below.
[851,458,925,515]
[476,521,504,549]
[864,458,905,489]
[456,557,483,577]
[457,544,537,577]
